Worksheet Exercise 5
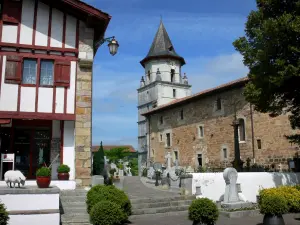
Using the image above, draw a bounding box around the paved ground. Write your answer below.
[129,213,300,225]
[123,176,175,198]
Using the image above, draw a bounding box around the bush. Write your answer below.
[90,201,127,225]
[86,185,131,216]
[259,193,288,216]
[110,168,117,175]
[259,186,300,213]
[188,198,219,225]
[36,167,51,177]
[0,202,9,225]
[57,164,70,173]
[142,168,148,177]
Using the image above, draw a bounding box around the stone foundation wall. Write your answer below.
[149,85,299,170]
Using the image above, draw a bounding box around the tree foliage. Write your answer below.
[233,0,300,143]
[93,141,105,175]
[104,147,131,164]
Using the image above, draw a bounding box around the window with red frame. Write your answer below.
[4,56,71,87]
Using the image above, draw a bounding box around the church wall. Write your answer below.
[148,85,298,170]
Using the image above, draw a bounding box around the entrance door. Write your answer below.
[14,127,51,179]
[14,129,31,178]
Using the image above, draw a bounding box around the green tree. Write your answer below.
[129,158,138,176]
[104,147,131,164]
[233,0,300,143]
[93,141,105,175]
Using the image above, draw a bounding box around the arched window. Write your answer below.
[171,69,175,82]
[238,118,246,142]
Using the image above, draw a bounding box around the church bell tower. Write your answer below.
[137,20,192,174]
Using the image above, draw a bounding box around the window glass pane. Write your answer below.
[40,60,54,85]
[22,59,37,84]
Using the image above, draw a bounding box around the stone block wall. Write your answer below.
[75,21,94,186]
[149,85,299,170]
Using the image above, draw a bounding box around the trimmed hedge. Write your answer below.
[188,198,219,225]
[0,202,9,225]
[90,201,127,225]
[259,193,288,216]
[259,186,300,213]
[86,185,131,216]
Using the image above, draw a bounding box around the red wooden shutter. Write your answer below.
[4,55,22,84]
[2,0,22,24]
[54,61,71,87]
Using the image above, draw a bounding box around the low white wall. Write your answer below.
[0,181,76,190]
[192,172,300,203]
[1,194,59,211]
[9,213,60,225]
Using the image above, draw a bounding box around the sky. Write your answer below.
[83,0,257,149]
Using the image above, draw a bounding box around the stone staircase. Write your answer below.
[130,195,195,217]
[60,191,194,224]
[60,189,91,225]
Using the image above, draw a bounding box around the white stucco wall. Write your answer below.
[55,87,65,113]
[20,87,36,112]
[20,0,35,45]
[50,8,64,48]
[35,2,49,46]
[63,121,75,180]
[2,25,18,43]
[66,61,76,114]
[38,87,53,113]
[192,172,300,203]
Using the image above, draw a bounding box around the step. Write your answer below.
[61,201,87,207]
[60,190,88,197]
[62,206,88,213]
[60,196,86,202]
[61,213,90,223]
[132,205,189,215]
[129,210,188,220]
[132,200,193,209]
[130,195,195,204]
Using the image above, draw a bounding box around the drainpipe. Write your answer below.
[250,104,255,163]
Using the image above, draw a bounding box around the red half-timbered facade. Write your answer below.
[0,0,110,181]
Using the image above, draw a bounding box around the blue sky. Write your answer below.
[83,0,257,149]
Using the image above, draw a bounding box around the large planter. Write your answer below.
[263,214,285,225]
[58,173,70,180]
[36,176,51,188]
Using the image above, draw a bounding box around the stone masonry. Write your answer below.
[148,82,299,170]
[75,21,94,186]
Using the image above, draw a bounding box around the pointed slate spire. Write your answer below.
[140,20,185,67]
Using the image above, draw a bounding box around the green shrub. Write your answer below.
[188,198,219,225]
[142,168,148,177]
[93,142,105,176]
[0,202,9,225]
[86,185,131,216]
[259,193,288,216]
[57,164,70,173]
[259,186,300,213]
[90,201,127,225]
[36,167,51,177]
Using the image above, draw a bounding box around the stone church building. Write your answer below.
[138,21,299,172]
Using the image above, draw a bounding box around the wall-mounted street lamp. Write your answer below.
[96,36,119,56]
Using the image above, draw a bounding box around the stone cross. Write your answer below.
[104,156,109,165]
[223,168,239,203]
[165,152,172,169]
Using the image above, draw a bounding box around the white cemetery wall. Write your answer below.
[192,172,300,203]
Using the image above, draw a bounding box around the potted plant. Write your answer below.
[57,164,70,180]
[36,167,51,188]
[188,198,219,225]
[259,194,288,225]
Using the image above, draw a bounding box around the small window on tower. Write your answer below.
[147,70,150,82]
[180,109,184,120]
[160,116,163,125]
[216,98,222,110]
[171,69,175,83]
[173,89,176,98]
[257,139,262,149]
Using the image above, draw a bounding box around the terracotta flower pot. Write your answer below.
[36,176,51,188]
[58,173,70,180]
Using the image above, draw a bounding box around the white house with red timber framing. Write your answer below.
[0,0,111,188]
